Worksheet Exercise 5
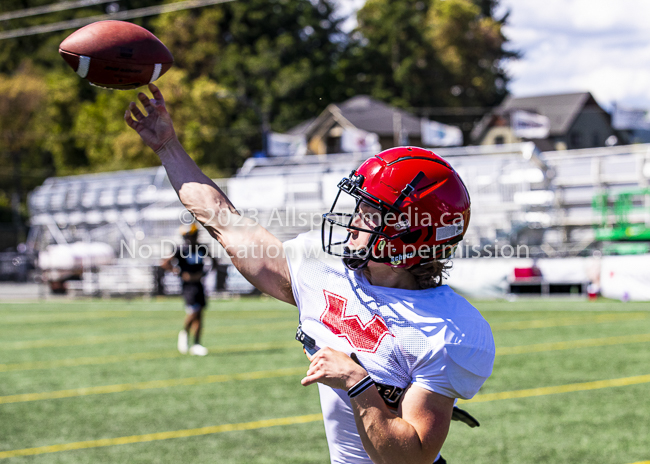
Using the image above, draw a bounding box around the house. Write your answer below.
[611,103,650,144]
[288,95,425,155]
[471,92,618,151]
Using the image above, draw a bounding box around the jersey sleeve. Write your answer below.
[283,235,304,305]
[283,231,336,308]
[283,232,319,304]
[411,321,495,400]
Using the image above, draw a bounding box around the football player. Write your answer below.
[126,84,495,464]
[161,222,210,356]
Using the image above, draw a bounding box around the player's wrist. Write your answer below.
[154,135,180,156]
[345,368,370,391]
[347,375,375,398]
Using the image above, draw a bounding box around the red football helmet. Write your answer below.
[322,146,471,269]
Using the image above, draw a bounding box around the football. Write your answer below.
[59,20,174,90]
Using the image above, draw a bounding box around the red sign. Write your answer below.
[320,290,393,352]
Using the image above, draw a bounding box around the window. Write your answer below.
[494,135,505,145]
[326,136,341,154]
[570,131,582,148]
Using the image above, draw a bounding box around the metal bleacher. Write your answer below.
[27,142,650,295]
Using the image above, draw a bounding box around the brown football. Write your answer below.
[59,20,174,90]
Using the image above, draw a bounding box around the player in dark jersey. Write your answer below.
[161,223,210,356]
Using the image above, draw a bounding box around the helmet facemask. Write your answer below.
[322,171,406,270]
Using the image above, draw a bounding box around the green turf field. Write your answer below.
[1,297,649,463]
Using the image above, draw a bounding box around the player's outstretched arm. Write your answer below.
[125,84,295,305]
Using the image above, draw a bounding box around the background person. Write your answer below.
[161,223,210,356]
[126,84,494,463]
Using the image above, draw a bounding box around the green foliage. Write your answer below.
[0,63,47,154]
[348,0,447,107]
[153,0,346,136]
[67,69,239,176]
[427,0,512,107]
[146,68,243,175]
[152,7,225,79]
[350,0,513,109]
[37,70,89,173]
[0,0,515,232]
[72,87,154,172]
[0,63,53,235]
[213,0,345,129]
[0,0,352,221]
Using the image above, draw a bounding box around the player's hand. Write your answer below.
[301,347,368,391]
[124,83,177,153]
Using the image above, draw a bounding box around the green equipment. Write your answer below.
[592,188,650,254]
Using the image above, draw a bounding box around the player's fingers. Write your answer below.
[148,83,165,103]
[301,374,319,386]
[138,92,154,111]
[305,360,320,376]
[129,102,146,120]
[124,110,138,128]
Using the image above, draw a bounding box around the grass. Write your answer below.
[0,297,649,463]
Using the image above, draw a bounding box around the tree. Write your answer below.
[426,0,513,108]
[0,63,50,243]
[153,0,347,134]
[0,0,349,178]
[347,0,514,116]
[37,70,89,174]
[0,0,514,188]
[71,68,236,176]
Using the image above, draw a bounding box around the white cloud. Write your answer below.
[499,0,650,108]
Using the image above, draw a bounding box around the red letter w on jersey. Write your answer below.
[320,290,393,353]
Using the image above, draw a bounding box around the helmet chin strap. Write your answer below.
[343,256,369,270]
[342,246,372,270]
[343,245,407,270]
[342,236,390,270]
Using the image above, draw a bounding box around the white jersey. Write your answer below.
[284,232,495,464]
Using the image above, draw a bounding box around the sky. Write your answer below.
[497,0,650,110]
[339,0,650,111]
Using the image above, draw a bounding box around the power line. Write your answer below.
[0,0,236,41]
[0,0,114,22]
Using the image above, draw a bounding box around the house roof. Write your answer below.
[470,91,608,143]
[337,95,422,136]
[288,95,422,138]
[498,92,599,136]
[286,117,315,136]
